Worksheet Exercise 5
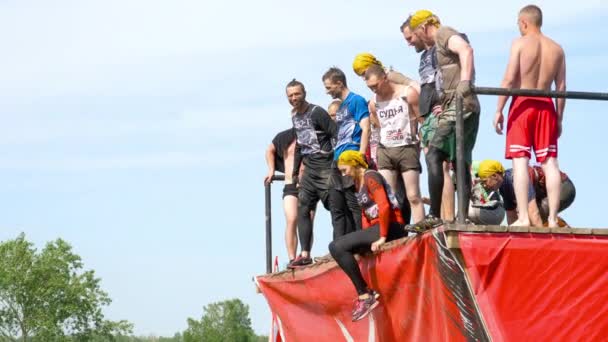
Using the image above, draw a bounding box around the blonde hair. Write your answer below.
[328,100,341,113]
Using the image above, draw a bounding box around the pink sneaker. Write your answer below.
[352,291,380,321]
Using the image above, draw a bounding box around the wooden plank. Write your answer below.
[446,231,461,250]
[570,228,593,235]
[592,229,608,236]
[550,227,573,234]
[486,225,508,233]
[528,226,552,234]
[508,226,530,233]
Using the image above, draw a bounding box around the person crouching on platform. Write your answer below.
[469,160,506,225]
[328,150,406,322]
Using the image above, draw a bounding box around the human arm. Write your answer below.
[359,117,370,156]
[313,106,337,139]
[353,97,370,155]
[447,34,475,83]
[495,39,522,134]
[264,143,276,185]
[368,101,380,128]
[555,52,567,137]
[405,85,423,124]
[366,174,391,239]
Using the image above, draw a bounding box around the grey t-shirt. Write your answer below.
[419,46,437,84]
[418,46,440,116]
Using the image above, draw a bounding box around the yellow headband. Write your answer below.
[409,9,438,30]
[478,160,505,179]
[338,150,368,169]
[352,53,383,76]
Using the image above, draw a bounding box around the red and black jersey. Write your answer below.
[356,170,404,237]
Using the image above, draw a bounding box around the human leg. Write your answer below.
[441,161,455,221]
[329,223,405,320]
[425,146,447,218]
[379,169,398,195]
[328,227,380,296]
[294,176,318,259]
[344,186,361,234]
[402,170,425,223]
[393,175,411,224]
[328,223,405,294]
[452,160,473,220]
[329,188,347,240]
[541,157,561,227]
[396,145,424,223]
[283,193,298,261]
[512,157,531,226]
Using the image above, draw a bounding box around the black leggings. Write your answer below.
[328,222,406,295]
[426,146,471,219]
[297,171,331,252]
[394,175,412,224]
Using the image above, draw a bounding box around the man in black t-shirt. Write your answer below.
[264,127,299,262]
[286,79,337,268]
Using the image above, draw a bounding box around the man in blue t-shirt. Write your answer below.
[322,67,371,239]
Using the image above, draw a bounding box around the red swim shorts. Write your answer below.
[505,96,558,163]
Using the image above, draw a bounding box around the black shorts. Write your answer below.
[298,168,332,211]
[537,178,576,221]
[283,184,298,199]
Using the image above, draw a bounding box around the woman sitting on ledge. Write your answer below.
[329,150,406,322]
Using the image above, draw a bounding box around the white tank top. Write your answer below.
[374,86,417,147]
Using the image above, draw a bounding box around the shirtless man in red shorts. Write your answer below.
[493,5,566,227]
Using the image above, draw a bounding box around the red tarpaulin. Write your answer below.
[459,233,608,342]
[257,231,486,341]
[257,229,608,341]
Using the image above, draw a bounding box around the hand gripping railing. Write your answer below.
[454,87,608,224]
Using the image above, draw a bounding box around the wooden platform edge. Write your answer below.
[256,225,608,283]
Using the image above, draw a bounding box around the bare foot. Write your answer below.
[546,218,559,228]
[510,219,530,227]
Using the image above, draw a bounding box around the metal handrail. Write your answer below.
[454,87,608,224]
[264,174,285,273]
[264,87,608,272]
[473,87,608,100]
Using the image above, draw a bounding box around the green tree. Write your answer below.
[0,234,132,341]
[183,299,258,342]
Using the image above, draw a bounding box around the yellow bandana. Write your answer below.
[352,53,383,76]
[478,160,505,179]
[338,150,368,169]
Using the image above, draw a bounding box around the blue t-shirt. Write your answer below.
[334,92,369,160]
[499,168,535,211]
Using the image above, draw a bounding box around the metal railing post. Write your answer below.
[455,95,467,224]
[264,174,285,274]
[265,182,272,274]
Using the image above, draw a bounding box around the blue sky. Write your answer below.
[0,0,607,337]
